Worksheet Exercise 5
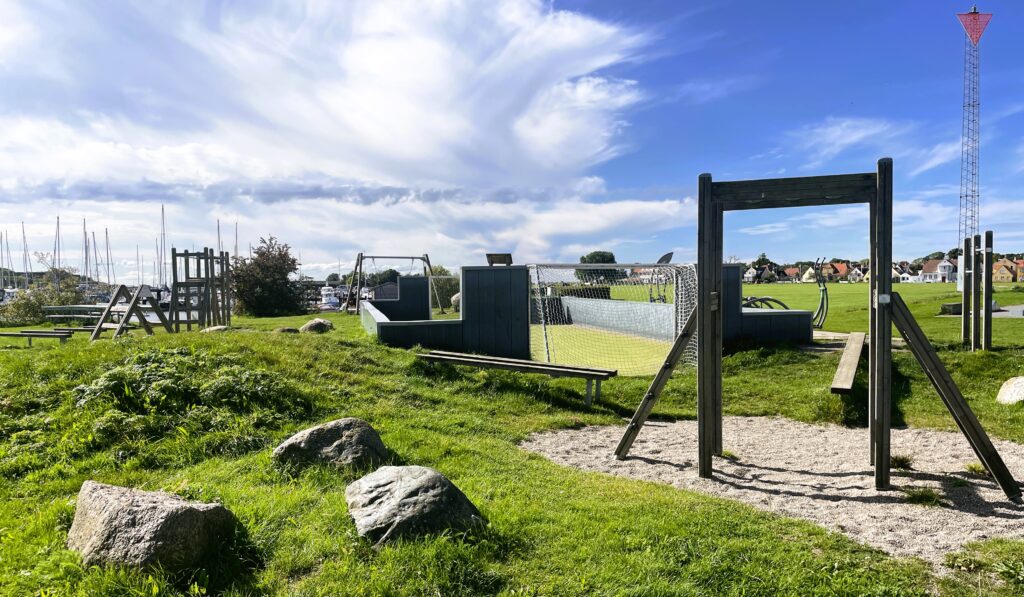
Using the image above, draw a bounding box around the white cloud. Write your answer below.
[789,117,910,169]
[0,0,650,191]
[908,140,961,177]
[738,222,789,236]
[0,1,35,66]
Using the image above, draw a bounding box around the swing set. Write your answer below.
[344,253,445,315]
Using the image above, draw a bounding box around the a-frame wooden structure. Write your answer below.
[616,158,1021,503]
[90,284,173,341]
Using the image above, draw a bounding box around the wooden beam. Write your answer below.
[972,234,982,351]
[983,230,993,351]
[696,172,716,478]
[615,307,696,459]
[868,192,877,465]
[961,237,971,345]
[872,157,893,490]
[890,292,1021,503]
[830,332,866,394]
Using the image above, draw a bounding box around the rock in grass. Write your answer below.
[272,418,387,470]
[67,481,236,571]
[996,377,1024,405]
[345,466,485,546]
[299,318,334,333]
[200,325,230,333]
[274,327,300,334]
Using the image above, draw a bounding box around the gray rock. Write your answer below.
[200,325,230,333]
[300,318,334,333]
[67,481,236,571]
[274,327,300,334]
[273,418,387,470]
[345,465,485,546]
[996,377,1024,405]
[450,292,461,313]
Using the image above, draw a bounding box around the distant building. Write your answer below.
[993,264,1016,283]
[801,266,817,283]
[920,259,955,283]
[743,267,757,283]
[847,267,866,283]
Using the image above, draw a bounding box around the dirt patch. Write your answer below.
[520,416,1024,566]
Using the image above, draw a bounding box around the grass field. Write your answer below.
[530,324,673,376]
[3,301,1024,594]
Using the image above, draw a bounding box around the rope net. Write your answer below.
[528,263,697,376]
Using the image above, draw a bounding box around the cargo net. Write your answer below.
[528,263,697,376]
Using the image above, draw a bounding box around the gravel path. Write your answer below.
[520,416,1024,565]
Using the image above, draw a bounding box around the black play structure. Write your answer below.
[616,159,1021,503]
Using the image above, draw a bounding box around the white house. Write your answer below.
[920,259,955,283]
[743,267,757,283]
[801,266,817,283]
[900,271,918,283]
[847,267,866,283]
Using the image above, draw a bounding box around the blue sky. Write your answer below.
[1,0,1022,280]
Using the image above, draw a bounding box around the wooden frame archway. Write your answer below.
[697,158,894,487]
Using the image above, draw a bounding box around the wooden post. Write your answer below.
[872,157,893,490]
[961,237,971,345]
[972,234,982,351]
[982,230,993,351]
[868,189,877,466]
[696,173,719,478]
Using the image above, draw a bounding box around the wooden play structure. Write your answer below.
[88,246,231,341]
[616,159,1022,503]
[90,284,172,340]
[169,247,232,331]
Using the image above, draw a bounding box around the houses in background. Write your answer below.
[740,251,1024,285]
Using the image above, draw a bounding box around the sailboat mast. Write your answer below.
[21,222,30,290]
[105,229,114,285]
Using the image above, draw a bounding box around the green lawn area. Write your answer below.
[2,308,1024,594]
[743,281,1024,347]
[530,324,672,376]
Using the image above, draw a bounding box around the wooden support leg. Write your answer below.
[873,158,893,490]
[972,234,982,351]
[961,237,971,345]
[585,379,593,407]
[983,230,993,351]
[27,337,32,348]
[595,380,602,403]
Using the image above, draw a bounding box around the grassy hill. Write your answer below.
[1,297,1024,594]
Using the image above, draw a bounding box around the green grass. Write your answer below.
[901,486,944,507]
[530,324,672,376]
[742,281,1024,346]
[3,307,1024,594]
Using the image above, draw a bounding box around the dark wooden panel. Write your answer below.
[509,267,530,359]
[712,172,875,194]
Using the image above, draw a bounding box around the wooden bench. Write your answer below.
[0,331,73,347]
[830,332,866,395]
[418,350,617,406]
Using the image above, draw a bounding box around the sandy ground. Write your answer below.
[520,416,1024,566]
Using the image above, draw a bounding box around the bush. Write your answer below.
[0,270,85,326]
[232,236,305,317]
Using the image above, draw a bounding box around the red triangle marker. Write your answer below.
[957,9,992,46]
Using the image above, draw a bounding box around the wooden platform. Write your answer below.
[830,332,866,395]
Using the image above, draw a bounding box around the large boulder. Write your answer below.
[345,466,485,546]
[450,292,461,313]
[67,481,236,571]
[272,418,387,470]
[300,318,334,333]
[997,377,1024,405]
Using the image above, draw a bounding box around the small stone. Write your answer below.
[272,418,387,470]
[274,327,300,334]
[299,318,334,333]
[67,481,236,571]
[200,325,230,333]
[996,377,1024,405]
[345,465,485,546]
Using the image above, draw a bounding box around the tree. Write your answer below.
[231,237,304,317]
[751,253,772,268]
[946,247,960,260]
[925,251,945,261]
[326,272,340,283]
[577,250,622,282]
